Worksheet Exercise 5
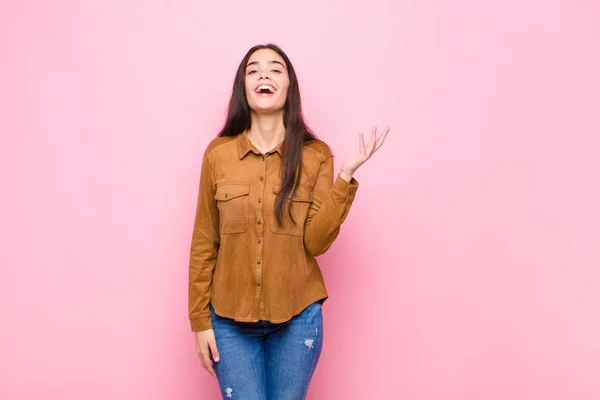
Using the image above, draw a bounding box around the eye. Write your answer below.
[247,70,258,75]
[271,69,282,74]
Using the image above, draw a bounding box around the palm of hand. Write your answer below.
[341,126,390,176]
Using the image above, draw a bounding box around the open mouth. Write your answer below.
[255,85,276,95]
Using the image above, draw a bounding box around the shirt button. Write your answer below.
[256,282,261,287]
[257,239,262,244]
[258,199,262,203]
[257,260,261,264]
[260,177,264,182]
[257,219,262,225]
[224,193,228,198]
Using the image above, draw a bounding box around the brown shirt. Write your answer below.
[188,130,359,331]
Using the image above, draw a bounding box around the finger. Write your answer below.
[367,126,377,156]
[200,349,217,379]
[359,132,367,157]
[374,127,390,151]
[206,363,217,379]
[197,349,206,369]
[198,348,208,369]
[209,338,220,363]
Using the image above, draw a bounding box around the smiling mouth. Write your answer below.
[255,85,276,94]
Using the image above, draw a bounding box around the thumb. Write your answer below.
[209,338,220,362]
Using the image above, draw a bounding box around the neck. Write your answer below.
[248,111,285,153]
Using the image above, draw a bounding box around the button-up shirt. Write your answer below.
[188,130,359,331]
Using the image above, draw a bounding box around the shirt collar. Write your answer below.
[237,129,284,159]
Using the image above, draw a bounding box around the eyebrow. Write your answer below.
[246,60,286,69]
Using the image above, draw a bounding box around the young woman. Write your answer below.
[188,43,389,399]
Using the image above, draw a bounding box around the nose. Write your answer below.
[259,70,270,79]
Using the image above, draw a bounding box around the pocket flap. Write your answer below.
[215,183,250,201]
[273,185,314,202]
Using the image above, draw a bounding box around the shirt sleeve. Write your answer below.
[303,155,359,256]
[188,150,220,332]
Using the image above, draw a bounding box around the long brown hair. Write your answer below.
[217,44,318,224]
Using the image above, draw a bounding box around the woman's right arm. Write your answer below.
[189,149,221,378]
[188,149,220,332]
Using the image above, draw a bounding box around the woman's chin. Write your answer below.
[250,105,285,115]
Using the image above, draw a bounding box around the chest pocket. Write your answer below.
[215,183,250,234]
[270,185,314,236]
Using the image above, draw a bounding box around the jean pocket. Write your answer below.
[299,301,322,322]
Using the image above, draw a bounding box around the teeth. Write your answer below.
[256,85,275,93]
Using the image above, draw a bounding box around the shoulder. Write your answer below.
[303,138,333,161]
[204,135,237,156]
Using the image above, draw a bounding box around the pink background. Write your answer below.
[1,1,599,399]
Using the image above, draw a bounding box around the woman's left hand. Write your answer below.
[340,126,390,181]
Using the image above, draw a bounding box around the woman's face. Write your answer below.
[244,48,290,114]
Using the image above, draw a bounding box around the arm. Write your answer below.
[303,125,390,255]
[188,150,220,332]
[303,155,359,256]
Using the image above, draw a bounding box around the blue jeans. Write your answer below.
[209,301,324,400]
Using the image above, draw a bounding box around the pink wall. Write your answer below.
[2,0,599,399]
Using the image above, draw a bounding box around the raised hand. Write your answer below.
[340,126,390,181]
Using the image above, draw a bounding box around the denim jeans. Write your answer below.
[209,301,324,400]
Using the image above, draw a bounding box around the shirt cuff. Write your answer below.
[333,174,359,201]
[190,314,213,332]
